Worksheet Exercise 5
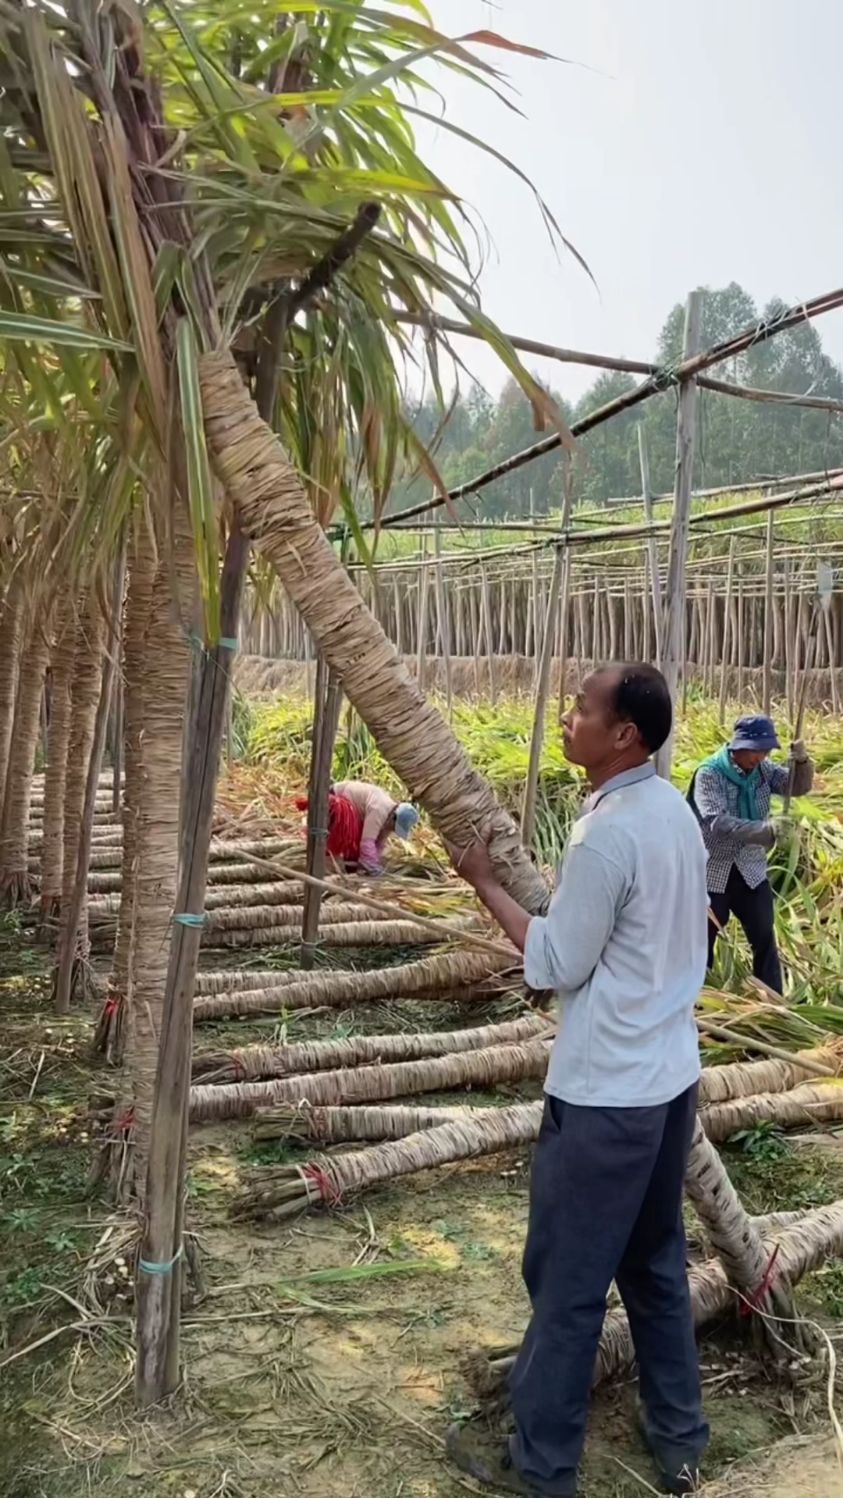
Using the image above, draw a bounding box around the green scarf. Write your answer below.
[700,744,761,820]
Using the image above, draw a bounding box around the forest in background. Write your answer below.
[392,283,843,518]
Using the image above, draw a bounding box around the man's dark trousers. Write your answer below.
[509,1085,707,1495]
[707,867,783,994]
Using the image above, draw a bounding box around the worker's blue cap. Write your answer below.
[730,714,780,752]
[394,803,419,840]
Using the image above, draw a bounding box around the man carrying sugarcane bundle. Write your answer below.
[445,664,709,1497]
[687,714,813,995]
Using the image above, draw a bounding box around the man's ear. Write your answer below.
[614,719,637,751]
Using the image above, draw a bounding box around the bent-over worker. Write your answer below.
[445,663,709,1498]
[688,714,813,994]
[299,779,418,875]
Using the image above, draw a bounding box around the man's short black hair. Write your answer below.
[600,662,673,754]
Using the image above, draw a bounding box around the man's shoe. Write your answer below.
[655,1462,701,1496]
[445,1423,577,1497]
[636,1408,703,1494]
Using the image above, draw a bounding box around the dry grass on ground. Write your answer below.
[2,934,843,1497]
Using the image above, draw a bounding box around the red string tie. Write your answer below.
[302,1162,343,1207]
[740,1242,781,1316]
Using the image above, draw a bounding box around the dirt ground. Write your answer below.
[703,1437,843,1496]
[2,937,843,1498]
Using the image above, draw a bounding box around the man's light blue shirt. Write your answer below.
[524,763,708,1108]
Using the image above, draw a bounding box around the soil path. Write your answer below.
[704,1436,843,1496]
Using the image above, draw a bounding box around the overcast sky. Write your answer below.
[413,0,843,403]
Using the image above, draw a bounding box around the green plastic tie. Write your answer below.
[139,1245,183,1276]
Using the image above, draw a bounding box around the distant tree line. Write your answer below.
[392,283,843,519]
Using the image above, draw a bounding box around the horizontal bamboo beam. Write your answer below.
[374,284,843,531]
[395,312,657,377]
[698,374,843,414]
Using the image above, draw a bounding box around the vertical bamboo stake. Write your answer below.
[623,576,633,660]
[656,290,702,777]
[736,571,745,703]
[718,536,736,723]
[479,560,496,702]
[643,554,652,660]
[469,585,482,697]
[577,585,588,680]
[824,597,839,713]
[300,657,344,969]
[638,423,662,666]
[704,581,716,696]
[415,535,430,690]
[607,584,619,660]
[763,510,775,714]
[521,545,564,849]
[497,575,507,654]
[555,455,574,715]
[432,526,452,714]
[783,560,795,724]
[392,575,403,657]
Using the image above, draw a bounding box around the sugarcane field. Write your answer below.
[5,2,843,1497]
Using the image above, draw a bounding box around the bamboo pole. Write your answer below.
[656,290,702,777]
[300,658,343,970]
[479,559,496,702]
[762,510,775,714]
[718,537,736,723]
[736,572,745,702]
[638,423,662,666]
[415,531,430,690]
[521,545,565,850]
[433,526,452,713]
[380,284,843,531]
[824,598,839,713]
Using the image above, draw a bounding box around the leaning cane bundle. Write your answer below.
[252,1101,484,1145]
[194,1013,553,1083]
[467,1201,843,1400]
[700,1081,843,1143]
[698,1050,840,1104]
[191,1040,551,1124]
[233,1100,544,1217]
[193,948,516,1020]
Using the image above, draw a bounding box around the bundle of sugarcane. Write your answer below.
[194,1012,552,1083]
[193,968,306,997]
[207,913,487,951]
[203,881,309,910]
[203,900,405,932]
[87,872,123,894]
[85,860,299,895]
[701,1080,843,1143]
[193,948,516,1020]
[697,1049,840,1104]
[205,860,298,886]
[191,1039,550,1124]
[234,1100,544,1218]
[209,837,303,863]
[468,1201,843,1400]
[252,1101,486,1145]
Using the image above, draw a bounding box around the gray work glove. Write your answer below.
[791,739,808,762]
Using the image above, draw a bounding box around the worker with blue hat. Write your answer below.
[687,714,813,992]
